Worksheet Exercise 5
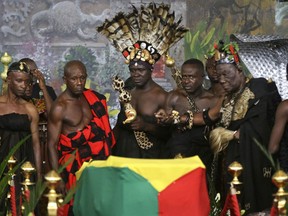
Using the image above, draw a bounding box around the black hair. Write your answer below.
[182,58,204,75]
[7,61,30,75]
[19,58,35,65]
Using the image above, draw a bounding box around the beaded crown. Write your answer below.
[212,40,240,66]
[97,3,188,66]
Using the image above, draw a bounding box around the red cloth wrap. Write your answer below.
[57,89,115,215]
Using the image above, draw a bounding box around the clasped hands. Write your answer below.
[154,109,187,125]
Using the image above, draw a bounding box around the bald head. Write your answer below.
[64,60,87,77]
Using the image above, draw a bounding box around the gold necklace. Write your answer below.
[186,95,200,113]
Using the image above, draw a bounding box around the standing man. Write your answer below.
[20,58,58,174]
[210,40,281,214]
[205,56,225,97]
[164,59,218,166]
[19,58,57,118]
[112,59,169,158]
[268,99,288,172]
[47,60,115,215]
[97,3,188,158]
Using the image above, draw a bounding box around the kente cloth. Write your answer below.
[218,78,281,215]
[0,113,33,216]
[112,107,169,158]
[58,89,115,215]
[167,125,213,175]
[32,83,57,100]
[74,156,210,216]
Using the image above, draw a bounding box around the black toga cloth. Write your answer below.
[219,78,281,214]
[167,125,213,174]
[112,107,169,158]
[0,113,33,215]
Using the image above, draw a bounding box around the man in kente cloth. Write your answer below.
[47,60,115,215]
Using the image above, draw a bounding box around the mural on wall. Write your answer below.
[0,0,186,126]
[185,0,288,62]
[0,0,287,124]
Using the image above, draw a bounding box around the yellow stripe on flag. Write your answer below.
[76,156,206,192]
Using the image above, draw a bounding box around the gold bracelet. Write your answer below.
[171,110,180,124]
[186,110,194,129]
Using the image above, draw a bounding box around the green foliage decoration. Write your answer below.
[0,135,30,198]
[0,135,76,215]
[184,20,229,62]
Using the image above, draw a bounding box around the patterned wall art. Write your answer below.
[0,0,287,125]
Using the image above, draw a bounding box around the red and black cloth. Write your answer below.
[58,89,115,215]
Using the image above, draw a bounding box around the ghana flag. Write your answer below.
[74,156,210,216]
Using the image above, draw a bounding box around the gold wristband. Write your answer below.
[171,110,180,124]
[185,110,194,129]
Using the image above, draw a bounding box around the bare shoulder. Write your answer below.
[49,93,67,117]
[0,95,6,102]
[201,89,216,99]
[277,100,288,115]
[52,93,67,109]
[24,101,39,120]
[170,88,186,95]
[25,100,38,112]
[0,95,7,110]
[167,88,185,99]
[153,84,168,96]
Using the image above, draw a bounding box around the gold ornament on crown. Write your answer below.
[165,53,183,89]
[97,3,188,66]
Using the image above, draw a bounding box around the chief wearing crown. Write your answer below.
[98,3,188,158]
[210,40,281,214]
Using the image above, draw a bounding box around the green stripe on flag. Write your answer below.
[74,166,158,216]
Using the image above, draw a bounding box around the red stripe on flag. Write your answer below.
[158,167,210,216]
